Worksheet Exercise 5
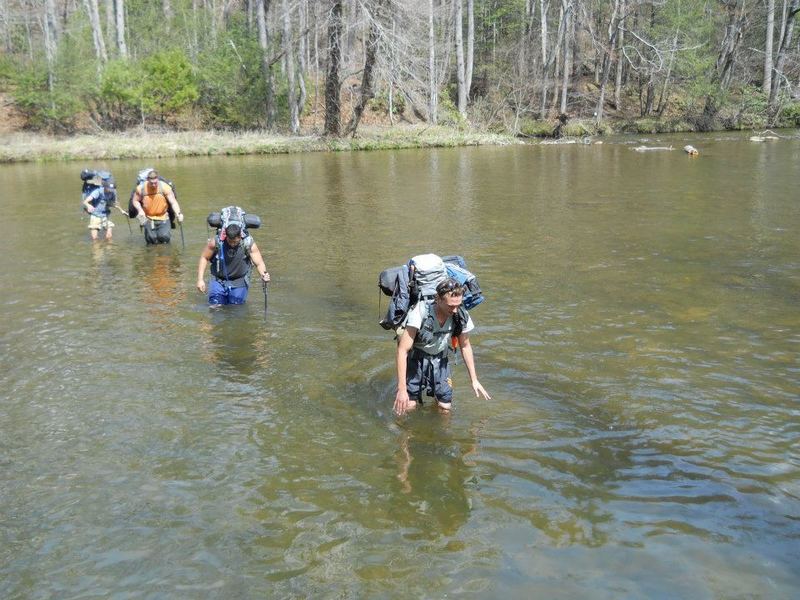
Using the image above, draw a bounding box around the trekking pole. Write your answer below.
[262,279,269,320]
[116,205,132,235]
[179,220,185,249]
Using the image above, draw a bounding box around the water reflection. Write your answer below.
[392,416,476,537]
[199,308,269,376]
[132,249,186,324]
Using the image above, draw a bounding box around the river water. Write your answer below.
[1,132,799,598]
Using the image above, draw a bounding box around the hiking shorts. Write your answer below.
[406,349,452,404]
[143,218,171,244]
[209,279,249,305]
[88,215,114,230]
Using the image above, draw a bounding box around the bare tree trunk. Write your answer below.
[104,0,114,52]
[324,0,343,135]
[43,0,59,93]
[657,30,679,114]
[613,0,625,109]
[716,0,746,90]
[454,0,466,115]
[643,73,655,115]
[314,2,320,116]
[114,0,127,59]
[257,0,276,127]
[297,0,308,120]
[595,0,621,124]
[768,0,799,109]
[345,0,385,136]
[465,0,474,99]
[539,0,548,115]
[428,0,438,123]
[763,0,775,93]
[282,0,299,133]
[388,17,395,125]
[84,0,108,64]
[549,0,564,112]
[559,0,573,114]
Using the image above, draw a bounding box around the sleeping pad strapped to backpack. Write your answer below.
[206,205,262,234]
[378,253,484,331]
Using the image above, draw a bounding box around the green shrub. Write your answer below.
[632,118,658,133]
[140,49,199,124]
[97,59,143,129]
[778,102,800,127]
[562,120,597,136]
[368,89,405,115]
[519,119,553,137]
[195,32,271,129]
[12,67,82,132]
[437,88,466,128]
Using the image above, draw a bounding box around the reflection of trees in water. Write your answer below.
[132,249,186,324]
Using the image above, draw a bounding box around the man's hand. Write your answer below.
[136,212,147,226]
[260,271,271,283]
[86,206,94,213]
[394,389,413,416]
[196,279,206,293]
[472,380,491,401]
[177,212,184,223]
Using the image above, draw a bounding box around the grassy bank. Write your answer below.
[0,125,521,163]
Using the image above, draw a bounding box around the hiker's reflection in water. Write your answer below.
[393,418,483,537]
[135,252,185,325]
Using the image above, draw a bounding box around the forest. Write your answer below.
[1,0,798,138]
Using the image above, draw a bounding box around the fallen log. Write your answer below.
[633,145,673,152]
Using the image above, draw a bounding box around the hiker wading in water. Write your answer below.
[394,278,491,415]
[82,175,117,241]
[196,223,270,306]
[131,169,183,244]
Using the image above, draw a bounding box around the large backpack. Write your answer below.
[206,206,263,278]
[206,205,262,238]
[127,168,178,228]
[80,169,116,212]
[378,253,484,331]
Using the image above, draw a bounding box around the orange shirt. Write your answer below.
[137,181,173,219]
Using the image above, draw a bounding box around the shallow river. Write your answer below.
[1,131,799,598]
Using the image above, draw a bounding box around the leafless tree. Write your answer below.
[768,0,799,115]
[594,0,623,123]
[84,0,108,64]
[325,0,343,135]
[114,0,127,58]
[465,0,473,99]
[764,0,775,94]
[454,0,466,115]
[283,0,299,133]
[345,0,386,135]
[428,0,437,123]
[257,0,277,127]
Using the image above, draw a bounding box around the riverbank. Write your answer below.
[0,125,522,164]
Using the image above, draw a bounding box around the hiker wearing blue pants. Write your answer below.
[196,223,270,306]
